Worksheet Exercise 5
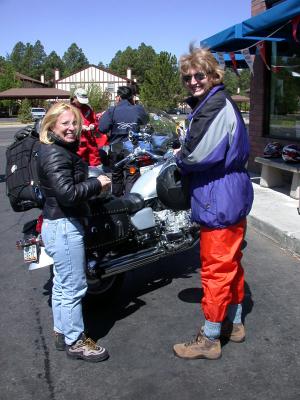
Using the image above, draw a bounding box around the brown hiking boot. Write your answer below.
[66,334,109,362]
[173,331,221,360]
[221,319,245,343]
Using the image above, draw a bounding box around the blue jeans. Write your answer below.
[42,218,87,345]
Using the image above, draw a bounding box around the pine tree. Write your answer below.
[140,52,183,110]
[9,41,26,72]
[62,43,89,76]
[18,98,32,123]
[44,51,65,82]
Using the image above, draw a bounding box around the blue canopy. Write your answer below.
[200,0,300,52]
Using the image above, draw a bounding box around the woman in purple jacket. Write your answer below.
[173,46,254,360]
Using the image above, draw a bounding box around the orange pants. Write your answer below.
[200,219,246,322]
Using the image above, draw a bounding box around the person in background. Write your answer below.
[71,88,101,166]
[99,86,149,196]
[38,102,111,362]
[173,45,254,360]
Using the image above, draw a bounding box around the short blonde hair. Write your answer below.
[179,44,224,86]
[40,102,82,144]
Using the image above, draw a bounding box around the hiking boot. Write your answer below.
[173,331,221,360]
[66,334,109,362]
[54,331,66,351]
[221,319,245,343]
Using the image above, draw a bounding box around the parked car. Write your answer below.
[30,107,46,120]
[166,108,182,115]
[0,109,9,117]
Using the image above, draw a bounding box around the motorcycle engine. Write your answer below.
[153,209,191,241]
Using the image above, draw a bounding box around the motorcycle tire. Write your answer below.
[86,273,125,300]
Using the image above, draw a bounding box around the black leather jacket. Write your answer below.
[38,132,102,220]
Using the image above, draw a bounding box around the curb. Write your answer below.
[248,215,300,257]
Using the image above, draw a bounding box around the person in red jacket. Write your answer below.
[71,88,101,166]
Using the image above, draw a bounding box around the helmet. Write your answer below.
[156,162,190,210]
[263,142,283,158]
[282,144,300,162]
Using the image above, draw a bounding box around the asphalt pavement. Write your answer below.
[0,135,300,399]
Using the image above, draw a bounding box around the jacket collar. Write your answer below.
[186,84,225,120]
[48,131,79,152]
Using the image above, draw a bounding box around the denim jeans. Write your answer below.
[42,218,87,345]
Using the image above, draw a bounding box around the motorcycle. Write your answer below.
[16,115,198,299]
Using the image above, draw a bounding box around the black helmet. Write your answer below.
[282,144,300,162]
[156,162,190,211]
[117,86,133,100]
[263,142,283,158]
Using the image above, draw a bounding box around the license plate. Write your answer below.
[24,244,38,263]
[140,165,153,175]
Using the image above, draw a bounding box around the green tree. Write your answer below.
[133,43,157,85]
[238,69,251,95]
[62,43,89,77]
[223,69,238,95]
[98,61,107,69]
[109,46,137,77]
[0,56,6,69]
[9,41,26,72]
[0,62,21,115]
[21,43,35,77]
[31,40,47,79]
[109,43,157,86]
[18,98,32,123]
[44,51,65,82]
[140,52,184,110]
[86,82,111,112]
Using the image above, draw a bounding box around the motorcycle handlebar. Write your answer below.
[114,149,163,169]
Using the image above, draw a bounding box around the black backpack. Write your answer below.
[5,125,44,212]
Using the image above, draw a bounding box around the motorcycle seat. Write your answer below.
[120,193,144,214]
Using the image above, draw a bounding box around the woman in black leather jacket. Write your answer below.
[38,102,111,362]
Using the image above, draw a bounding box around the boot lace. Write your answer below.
[83,337,100,350]
[184,332,204,347]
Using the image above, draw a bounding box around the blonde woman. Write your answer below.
[38,102,111,362]
[173,46,253,360]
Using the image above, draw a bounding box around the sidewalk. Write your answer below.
[248,175,300,258]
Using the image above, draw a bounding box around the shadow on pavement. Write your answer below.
[41,245,200,342]
[83,247,200,341]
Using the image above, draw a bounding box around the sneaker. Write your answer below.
[66,334,109,362]
[221,319,245,343]
[173,331,221,360]
[54,331,66,351]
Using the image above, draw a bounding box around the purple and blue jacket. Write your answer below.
[177,85,254,228]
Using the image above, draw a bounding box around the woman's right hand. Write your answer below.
[97,175,111,192]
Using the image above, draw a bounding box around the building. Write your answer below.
[200,0,300,172]
[55,65,132,105]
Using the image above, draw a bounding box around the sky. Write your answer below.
[0,0,251,66]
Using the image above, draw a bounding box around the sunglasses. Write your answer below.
[182,72,207,83]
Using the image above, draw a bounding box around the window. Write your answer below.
[269,41,300,140]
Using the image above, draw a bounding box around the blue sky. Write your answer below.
[0,0,251,65]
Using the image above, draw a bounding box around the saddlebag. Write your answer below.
[85,194,144,250]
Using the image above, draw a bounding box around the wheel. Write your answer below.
[86,272,125,299]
